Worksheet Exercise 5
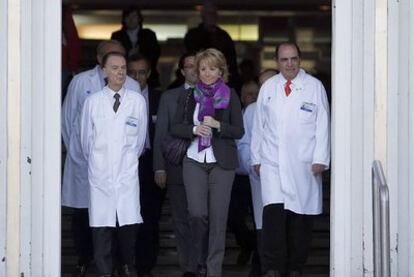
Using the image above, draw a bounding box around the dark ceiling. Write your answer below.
[65,0,331,11]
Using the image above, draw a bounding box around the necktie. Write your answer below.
[113,93,120,112]
[284,80,292,96]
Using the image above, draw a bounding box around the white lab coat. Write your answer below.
[237,102,263,229]
[61,65,140,208]
[80,87,147,227]
[251,69,330,215]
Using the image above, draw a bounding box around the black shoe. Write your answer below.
[72,264,88,277]
[182,272,197,277]
[139,272,154,277]
[237,248,253,265]
[119,264,137,277]
[197,266,207,277]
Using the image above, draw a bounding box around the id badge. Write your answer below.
[300,102,315,113]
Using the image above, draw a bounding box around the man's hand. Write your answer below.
[154,171,167,189]
[312,164,326,176]
[253,164,261,176]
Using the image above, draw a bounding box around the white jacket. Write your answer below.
[61,65,140,208]
[237,102,263,229]
[80,87,147,227]
[251,69,330,215]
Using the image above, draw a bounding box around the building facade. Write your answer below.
[1,0,414,276]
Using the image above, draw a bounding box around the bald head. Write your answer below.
[96,40,126,66]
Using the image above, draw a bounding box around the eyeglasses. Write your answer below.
[128,69,148,76]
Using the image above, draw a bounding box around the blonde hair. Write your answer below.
[195,48,229,82]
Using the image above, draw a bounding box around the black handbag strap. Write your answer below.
[183,89,192,124]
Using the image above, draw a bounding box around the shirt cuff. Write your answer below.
[192,126,197,135]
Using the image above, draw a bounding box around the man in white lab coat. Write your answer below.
[61,40,140,276]
[251,43,330,277]
[80,52,147,277]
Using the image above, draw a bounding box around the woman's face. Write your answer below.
[198,59,222,85]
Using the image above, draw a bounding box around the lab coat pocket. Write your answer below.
[299,102,317,124]
[125,116,139,136]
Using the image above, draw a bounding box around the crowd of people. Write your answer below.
[61,2,330,277]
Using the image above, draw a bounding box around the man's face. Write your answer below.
[127,59,150,90]
[201,3,217,27]
[97,43,125,66]
[277,45,301,81]
[241,82,259,107]
[181,56,198,86]
[124,11,140,30]
[103,55,127,88]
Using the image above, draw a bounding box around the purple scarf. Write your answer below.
[194,78,230,151]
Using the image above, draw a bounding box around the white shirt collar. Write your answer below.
[184,82,194,89]
[279,68,305,89]
[104,86,125,100]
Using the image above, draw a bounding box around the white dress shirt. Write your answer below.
[186,103,217,163]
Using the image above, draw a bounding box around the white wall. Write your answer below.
[332,0,414,276]
[0,0,61,276]
[331,0,380,275]
[395,1,414,276]
[0,0,8,275]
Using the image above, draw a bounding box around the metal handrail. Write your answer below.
[372,160,390,277]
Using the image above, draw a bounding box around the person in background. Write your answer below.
[227,79,261,276]
[239,59,258,85]
[61,40,140,277]
[234,71,274,276]
[153,52,198,277]
[171,48,244,277]
[240,80,260,108]
[184,1,241,92]
[80,51,147,277]
[251,42,330,277]
[62,4,81,98]
[127,54,163,277]
[258,69,278,87]
[112,7,161,88]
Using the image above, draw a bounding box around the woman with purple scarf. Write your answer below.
[172,48,244,277]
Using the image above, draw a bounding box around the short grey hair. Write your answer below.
[96,40,126,59]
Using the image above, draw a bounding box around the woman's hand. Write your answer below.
[195,125,212,137]
[203,116,221,129]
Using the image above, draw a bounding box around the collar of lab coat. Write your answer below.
[103,86,126,101]
[279,68,306,92]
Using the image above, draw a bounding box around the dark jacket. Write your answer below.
[111,28,161,87]
[153,86,190,184]
[139,87,162,185]
[171,89,244,170]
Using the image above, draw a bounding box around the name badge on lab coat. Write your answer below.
[300,102,315,113]
[126,117,138,127]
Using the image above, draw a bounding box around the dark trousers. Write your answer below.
[183,157,235,277]
[227,175,261,272]
[72,208,93,266]
[135,152,166,274]
[262,204,314,274]
[227,175,256,253]
[92,224,139,275]
[168,183,197,273]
